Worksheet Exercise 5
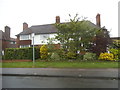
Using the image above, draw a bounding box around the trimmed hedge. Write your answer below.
[4,47,40,60]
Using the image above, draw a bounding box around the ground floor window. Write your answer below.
[20,45,30,48]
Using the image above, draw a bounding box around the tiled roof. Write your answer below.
[17,24,57,36]
[0,30,16,41]
[10,38,16,41]
[0,30,7,40]
[17,21,101,36]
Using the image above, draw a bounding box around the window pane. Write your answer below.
[20,35,30,40]
[20,45,30,48]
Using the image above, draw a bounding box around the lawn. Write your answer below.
[0,61,119,68]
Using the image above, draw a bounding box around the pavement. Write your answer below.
[1,68,119,79]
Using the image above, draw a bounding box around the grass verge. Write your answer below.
[0,61,119,68]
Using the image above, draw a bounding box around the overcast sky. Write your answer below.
[0,0,119,38]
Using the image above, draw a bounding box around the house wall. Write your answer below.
[31,33,60,45]
[17,33,60,48]
[2,40,9,50]
[19,40,31,45]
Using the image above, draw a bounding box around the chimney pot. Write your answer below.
[56,16,60,23]
[5,26,10,39]
[23,22,28,30]
[96,13,101,27]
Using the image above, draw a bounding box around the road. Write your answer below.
[1,68,119,88]
[2,76,118,88]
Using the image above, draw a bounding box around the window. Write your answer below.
[40,34,49,40]
[20,35,30,40]
[10,41,16,44]
[20,45,30,48]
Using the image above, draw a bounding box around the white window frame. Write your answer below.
[40,34,50,40]
[10,41,16,44]
[20,45,30,48]
[20,35,30,40]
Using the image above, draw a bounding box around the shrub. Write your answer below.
[66,51,76,59]
[50,52,60,61]
[40,45,48,60]
[55,49,66,60]
[4,47,40,60]
[47,44,55,52]
[83,52,96,61]
[98,53,114,61]
[109,48,119,61]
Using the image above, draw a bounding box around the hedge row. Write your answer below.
[4,47,40,60]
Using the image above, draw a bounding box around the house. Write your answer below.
[0,26,17,55]
[16,16,61,48]
[16,14,109,52]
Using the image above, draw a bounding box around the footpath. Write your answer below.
[1,68,119,80]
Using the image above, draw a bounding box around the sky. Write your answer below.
[0,0,119,38]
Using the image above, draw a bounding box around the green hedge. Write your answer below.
[4,47,40,60]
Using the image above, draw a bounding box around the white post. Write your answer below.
[32,33,35,66]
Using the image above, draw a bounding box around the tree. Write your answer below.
[91,28,111,55]
[55,14,99,54]
[40,45,48,60]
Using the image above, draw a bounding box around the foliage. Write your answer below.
[111,40,120,49]
[91,29,111,56]
[40,45,48,60]
[108,40,120,61]
[83,52,96,61]
[47,38,56,52]
[55,49,67,60]
[66,51,76,59]
[4,47,40,60]
[98,53,114,61]
[109,48,119,61]
[50,52,60,61]
[76,54,84,60]
[55,14,99,53]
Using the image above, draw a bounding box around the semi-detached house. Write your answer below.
[16,16,60,48]
[0,26,17,50]
[16,14,106,48]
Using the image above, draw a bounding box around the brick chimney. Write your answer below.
[56,16,60,23]
[5,26,10,39]
[23,22,28,30]
[96,13,101,27]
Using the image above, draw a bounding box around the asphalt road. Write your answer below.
[1,68,119,88]
[2,76,118,88]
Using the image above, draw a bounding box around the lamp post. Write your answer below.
[32,33,35,66]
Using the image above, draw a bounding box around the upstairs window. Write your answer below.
[20,35,30,40]
[40,34,49,40]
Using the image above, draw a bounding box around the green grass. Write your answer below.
[0,61,119,68]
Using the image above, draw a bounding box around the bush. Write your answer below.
[76,54,84,60]
[109,48,119,61]
[40,45,48,60]
[98,53,114,61]
[4,47,40,60]
[50,52,60,61]
[83,52,96,61]
[55,49,66,60]
[66,51,76,59]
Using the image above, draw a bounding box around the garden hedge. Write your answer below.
[4,47,40,60]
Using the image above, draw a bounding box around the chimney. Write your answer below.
[5,26,10,39]
[56,16,60,23]
[96,13,101,27]
[23,22,28,30]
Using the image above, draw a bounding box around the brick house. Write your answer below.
[16,14,110,52]
[16,16,61,48]
[0,26,17,55]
